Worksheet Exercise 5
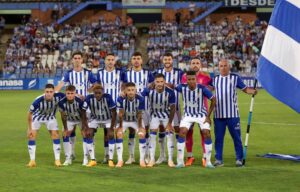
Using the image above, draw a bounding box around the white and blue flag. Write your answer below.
[257,0,300,113]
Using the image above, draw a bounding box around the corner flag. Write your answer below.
[257,0,300,113]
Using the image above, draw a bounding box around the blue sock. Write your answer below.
[86,138,94,144]
[70,131,76,137]
[177,136,185,143]
[109,139,115,144]
[159,132,166,138]
[104,141,109,147]
[129,133,135,139]
[63,136,70,142]
[204,138,212,145]
[53,139,60,144]
[28,140,35,145]
[150,131,157,135]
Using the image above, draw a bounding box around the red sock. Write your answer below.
[186,126,194,153]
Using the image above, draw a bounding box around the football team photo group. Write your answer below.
[26,51,257,169]
[1,0,299,191]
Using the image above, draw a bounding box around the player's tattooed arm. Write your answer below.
[110,108,117,129]
[120,83,126,97]
[60,111,68,131]
[27,112,33,131]
[80,109,89,131]
[137,111,143,129]
[166,104,175,132]
[27,112,34,138]
[165,82,175,89]
[118,109,124,128]
[205,96,216,125]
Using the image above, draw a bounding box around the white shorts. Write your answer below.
[173,110,181,127]
[66,121,82,131]
[179,116,210,130]
[32,119,59,131]
[88,119,111,129]
[122,121,145,132]
[149,117,172,130]
[142,110,150,127]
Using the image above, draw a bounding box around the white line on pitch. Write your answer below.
[240,121,300,126]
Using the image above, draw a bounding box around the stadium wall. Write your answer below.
[0,77,260,90]
[31,9,125,24]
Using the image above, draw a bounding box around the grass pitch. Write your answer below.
[0,90,299,192]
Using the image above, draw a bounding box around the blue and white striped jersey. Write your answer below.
[117,94,145,122]
[62,68,97,97]
[58,96,84,121]
[211,73,247,118]
[155,67,183,86]
[176,84,213,118]
[123,69,154,93]
[123,69,154,111]
[30,93,65,121]
[83,93,116,121]
[142,87,175,119]
[97,68,123,102]
[155,67,183,110]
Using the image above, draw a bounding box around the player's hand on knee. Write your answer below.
[27,129,34,139]
[166,123,174,133]
[137,128,145,138]
[116,127,123,138]
[63,130,68,138]
[202,129,210,138]
[85,129,93,138]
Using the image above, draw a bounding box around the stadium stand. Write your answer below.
[147,16,267,74]
[2,17,137,78]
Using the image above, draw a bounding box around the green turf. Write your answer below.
[0,90,299,192]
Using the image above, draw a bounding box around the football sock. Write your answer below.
[158,132,166,158]
[108,139,115,160]
[128,133,135,157]
[166,132,174,161]
[63,136,71,160]
[149,132,157,161]
[28,140,36,161]
[139,138,146,161]
[116,139,123,161]
[86,138,95,160]
[52,139,61,160]
[177,137,185,165]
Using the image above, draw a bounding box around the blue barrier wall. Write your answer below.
[0,77,260,90]
[0,78,60,90]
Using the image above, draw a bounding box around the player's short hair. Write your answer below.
[66,85,76,92]
[190,57,201,62]
[155,73,165,79]
[186,71,196,76]
[72,51,83,58]
[45,84,54,89]
[93,84,103,91]
[131,51,142,58]
[125,82,136,88]
[163,52,173,58]
[106,53,115,58]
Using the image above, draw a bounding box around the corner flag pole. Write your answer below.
[242,79,258,166]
